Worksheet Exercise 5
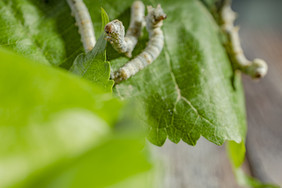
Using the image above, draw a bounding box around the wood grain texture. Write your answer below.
[241,28,282,186]
[152,139,241,188]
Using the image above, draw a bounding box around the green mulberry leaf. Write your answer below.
[69,8,113,92]
[106,0,247,146]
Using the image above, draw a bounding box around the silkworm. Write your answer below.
[221,0,267,79]
[104,1,145,58]
[66,0,96,53]
[111,4,167,83]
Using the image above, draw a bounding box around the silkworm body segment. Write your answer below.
[105,1,145,57]
[112,4,167,83]
[125,1,145,57]
[105,20,127,54]
[221,0,267,79]
[66,0,96,52]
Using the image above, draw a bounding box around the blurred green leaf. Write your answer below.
[227,142,279,188]
[234,169,280,188]
[20,136,152,188]
[0,48,152,188]
[0,48,120,126]
[107,0,247,146]
[227,141,246,168]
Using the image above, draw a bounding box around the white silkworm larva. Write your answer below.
[66,0,96,52]
[111,4,167,84]
[104,1,145,58]
[221,0,267,79]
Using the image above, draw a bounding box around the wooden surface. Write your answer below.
[151,29,282,188]
[242,29,282,186]
[152,139,240,188]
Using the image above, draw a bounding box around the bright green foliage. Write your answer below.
[108,0,247,146]
[227,141,246,168]
[20,137,152,188]
[0,49,152,188]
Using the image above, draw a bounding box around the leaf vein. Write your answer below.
[163,42,216,131]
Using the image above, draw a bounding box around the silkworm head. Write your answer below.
[104,20,125,40]
[147,5,167,25]
[252,59,268,79]
[104,24,113,35]
[153,4,167,22]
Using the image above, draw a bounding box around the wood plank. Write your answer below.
[151,139,240,188]
[241,28,282,186]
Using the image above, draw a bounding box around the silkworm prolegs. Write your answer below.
[221,0,268,79]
